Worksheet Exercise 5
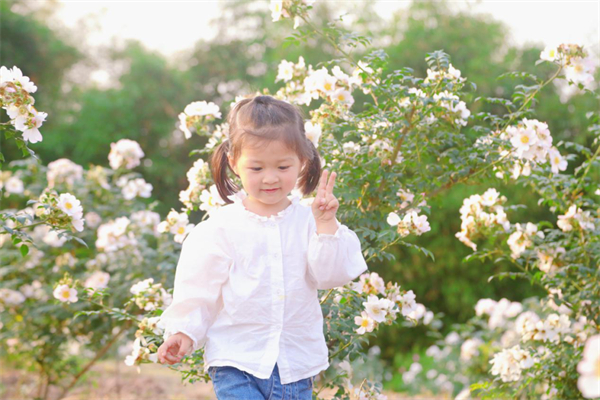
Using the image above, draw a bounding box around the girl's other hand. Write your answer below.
[157,332,193,365]
[312,169,339,222]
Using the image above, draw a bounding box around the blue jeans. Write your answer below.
[208,363,314,400]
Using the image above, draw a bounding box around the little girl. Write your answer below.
[157,95,368,399]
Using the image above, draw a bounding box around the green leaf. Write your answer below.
[20,244,29,257]
[71,236,89,248]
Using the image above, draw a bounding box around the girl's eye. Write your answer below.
[279,166,290,170]
[250,167,262,171]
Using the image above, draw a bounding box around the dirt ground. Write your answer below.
[1,359,447,400]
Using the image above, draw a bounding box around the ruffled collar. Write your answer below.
[227,189,300,223]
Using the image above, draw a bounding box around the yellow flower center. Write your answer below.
[554,157,560,164]
[338,94,345,101]
[177,226,185,235]
[549,50,556,58]
[65,202,73,210]
[361,319,370,328]
[62,290,70,299]
[324,83,332,91]
[520,136,530,144]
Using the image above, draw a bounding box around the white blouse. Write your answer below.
[160,190,368,384]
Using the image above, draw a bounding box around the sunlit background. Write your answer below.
[31,1,600,87]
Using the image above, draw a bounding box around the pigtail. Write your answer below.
[297,139,322,196]
[210,139,239,204]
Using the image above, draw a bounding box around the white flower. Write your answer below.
[364,272,386,294]
[53,284,78,303]
[480,188,500,206]
[565,56,595,86]
[184,101,221,119]
[577,334,600,398]
[386,212,401,226]
[455,387,471,400]
[304,121,322,148]
[96,217,136,252]
[276,60,295,82]
[172,222,194,244]
[270,0,284,22]
[85,271,110,290]
[448,64,462,79]
[0,65,14,85]
[130,210,160,232]
[509,126,537,154]
[401,290,418,316]
[124,337,142,366]
[460,338,483,361]
[319,73,337,94]
[548,147,567,174]
[130,278,154,296]
[14,106,47,143]
[363,294,391,323]
[331,88,354,107]
[490,345,533,382]
[7,66,37,93]
[350,61,375,91]
[475,298,497,317]
[178,112,193,139]
[342,141,360,154]
[411,212,431,235]
[0,288,26,305]
[71,216,85,232]
[540,46,559,62]
[515,311,540,339]
[47,158,84,188]
[57,193,83,217]
[84,212,102,229]
[199,185,226,215]
[147,316,166,335]
[122,178,153,200]
[557,204,577,231]
[4,176,24,194]
[354,311,375,334]
[108,139,145,170]
[331,65,350,84]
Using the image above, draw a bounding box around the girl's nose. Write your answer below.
[263,174,278,184]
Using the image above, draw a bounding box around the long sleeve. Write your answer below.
[160,219,232,352]
[307,217,368,290]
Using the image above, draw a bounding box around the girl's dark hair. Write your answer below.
[210,95,322,204]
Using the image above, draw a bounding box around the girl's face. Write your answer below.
[229,139,302,214]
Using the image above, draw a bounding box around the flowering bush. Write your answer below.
[394,42,599,398]
[0,97,184,398]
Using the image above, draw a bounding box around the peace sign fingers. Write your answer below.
[325,170,337,196]
[313,170,339,222]
[317,170,335,204]
[317,170,329,197]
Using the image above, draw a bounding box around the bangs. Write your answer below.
[238,123,305,158]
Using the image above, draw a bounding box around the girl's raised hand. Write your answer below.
[312,170,339,222]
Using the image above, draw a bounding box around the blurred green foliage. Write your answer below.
[1,0,597,367]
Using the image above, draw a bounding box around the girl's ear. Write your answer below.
[227,155,238,176]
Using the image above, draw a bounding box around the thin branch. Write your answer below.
[54,321,132,400]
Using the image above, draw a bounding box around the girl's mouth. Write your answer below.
[262,188,279,193]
